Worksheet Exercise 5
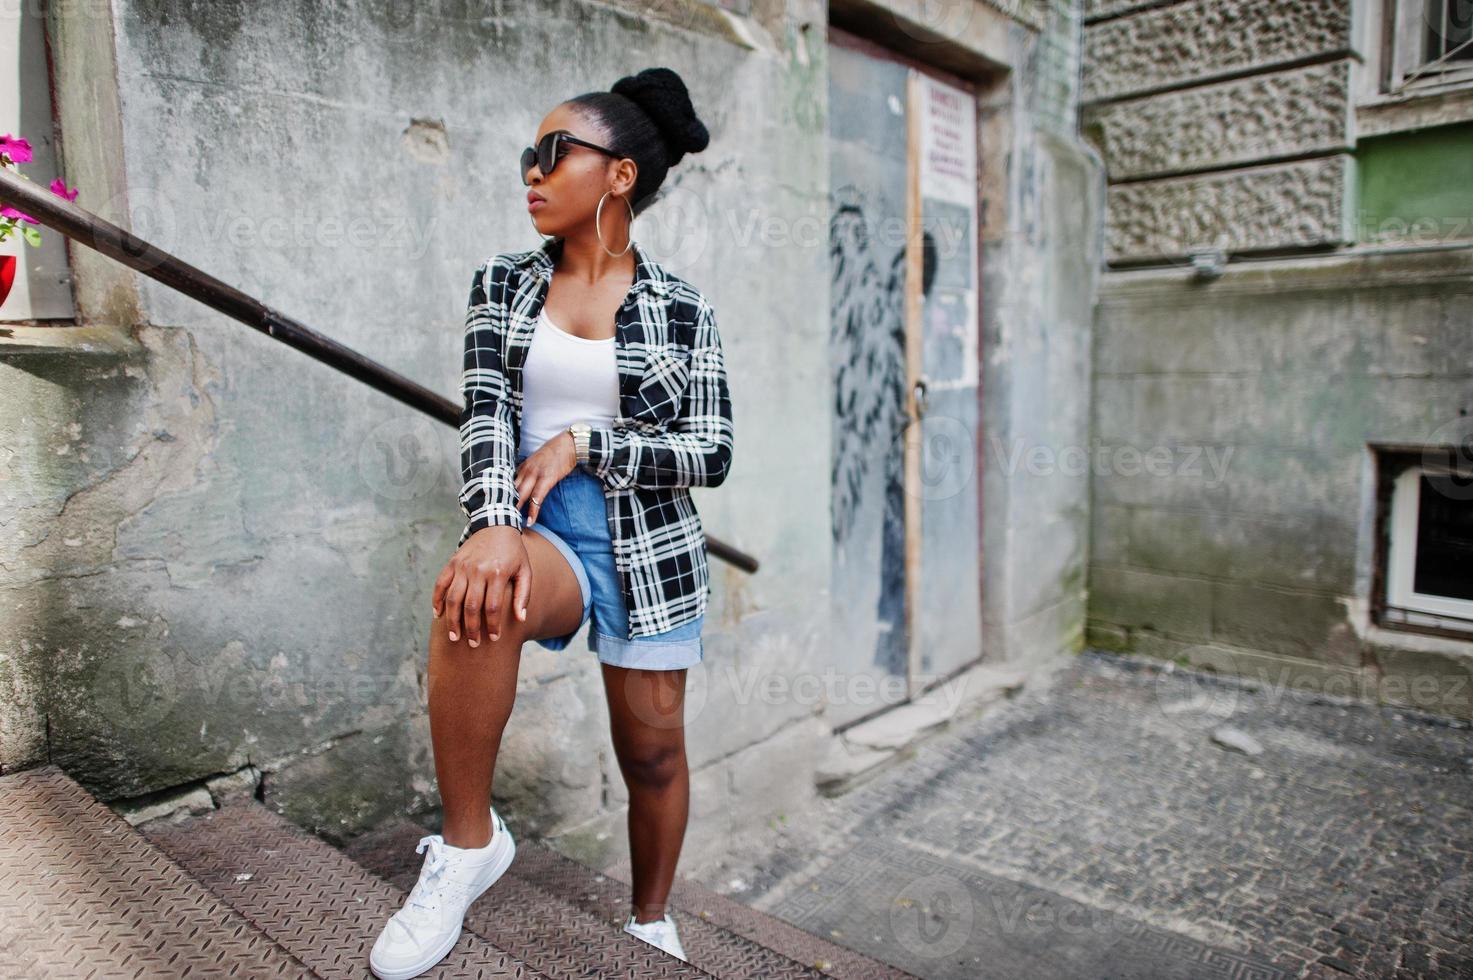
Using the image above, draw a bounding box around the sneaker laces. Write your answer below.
[403,834,452,919]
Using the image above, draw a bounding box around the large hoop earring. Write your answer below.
[529,211,554,241]
[596,191,635,257]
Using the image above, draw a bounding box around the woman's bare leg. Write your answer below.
[602,664,689,923]
[428,528,585,849]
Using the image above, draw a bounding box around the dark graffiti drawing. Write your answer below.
[830,191,937,675]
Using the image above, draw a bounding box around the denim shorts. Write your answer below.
[514,448,704,670]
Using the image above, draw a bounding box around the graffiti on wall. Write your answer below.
[830,190,937,674]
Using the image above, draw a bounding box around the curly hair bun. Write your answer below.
[610,67,710,166]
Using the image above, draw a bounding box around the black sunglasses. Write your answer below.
[520,130,621,185]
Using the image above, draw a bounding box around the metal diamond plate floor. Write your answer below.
[141,794,538,979]
[2,762,924,978]
[0,764,312,979]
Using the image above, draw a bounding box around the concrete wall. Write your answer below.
[1088,248,1473,719]
[1,0,1102,867]
[973,0,1105,670]
[3,0,830,866]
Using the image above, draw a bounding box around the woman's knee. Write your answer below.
[617,742,686,787]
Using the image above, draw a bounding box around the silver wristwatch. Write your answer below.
[567,422,592,465]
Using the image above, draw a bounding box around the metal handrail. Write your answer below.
[0,168,758,574]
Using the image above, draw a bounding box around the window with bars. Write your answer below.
[1390,0,1473,92]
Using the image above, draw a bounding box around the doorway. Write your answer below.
[828,26,984,730]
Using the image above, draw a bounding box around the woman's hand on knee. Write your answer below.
[433,527,532,647]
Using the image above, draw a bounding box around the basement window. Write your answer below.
[1378,451,1473,638]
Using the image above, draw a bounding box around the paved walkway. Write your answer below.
[685,650,1473,979]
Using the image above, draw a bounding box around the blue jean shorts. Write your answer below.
[514,448,704,670]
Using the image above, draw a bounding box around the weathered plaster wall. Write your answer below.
[1088,249,1473,718]
[2,0,1104,869]
[3,0,834,869]
[974,0,1105,669]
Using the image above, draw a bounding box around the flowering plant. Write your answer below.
[1,133,79,247]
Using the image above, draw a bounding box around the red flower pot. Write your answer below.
[0,255,15,309]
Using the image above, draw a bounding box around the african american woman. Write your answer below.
[370,66,734,980]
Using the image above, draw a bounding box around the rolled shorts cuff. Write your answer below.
[524,522,592,651]
[590,622,704,671]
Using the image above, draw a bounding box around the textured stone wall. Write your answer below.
[1106,156,1354,261]
[1084,62,1353,181]
[1082,0,1360,263]
[1083,0,1354,102]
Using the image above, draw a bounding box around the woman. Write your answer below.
[369,67,733,980]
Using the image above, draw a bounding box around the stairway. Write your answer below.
[0,764,918,979]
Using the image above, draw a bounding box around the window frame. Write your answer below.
[1387,0,1473,94]
[1379,462,1473,638]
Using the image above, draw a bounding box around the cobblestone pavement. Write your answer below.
[685,650,1473,979]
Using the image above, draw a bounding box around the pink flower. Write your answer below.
[1,205,37,224]
[0,134,33,164]
[50,177,78,201]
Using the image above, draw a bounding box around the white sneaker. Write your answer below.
[623,912,689,962]
[369,807,515,980]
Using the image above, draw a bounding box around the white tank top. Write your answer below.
[517,307,620,456]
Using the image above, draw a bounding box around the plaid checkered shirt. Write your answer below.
[457,236,735,639]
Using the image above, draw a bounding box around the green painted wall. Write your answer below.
[1356,122,1473,245]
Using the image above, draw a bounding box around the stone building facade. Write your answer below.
[1081,0,1473,718]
